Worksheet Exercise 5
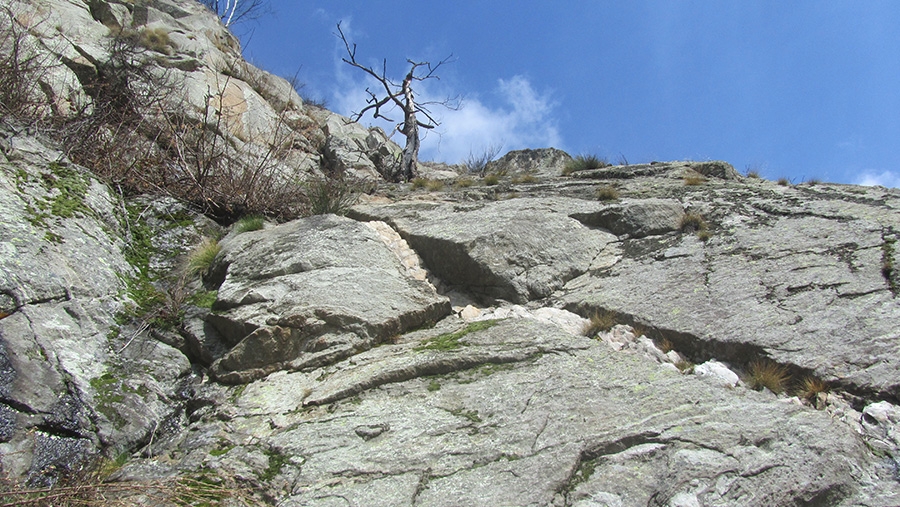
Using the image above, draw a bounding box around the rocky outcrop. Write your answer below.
[204,214,451,383]
[3,0,900,504]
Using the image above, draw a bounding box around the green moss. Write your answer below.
[209,443,234,457]
[45,162,91,219]
[449,408,482,423]
[427,379,441,392]
[259,448,289,481]
[414,320,501,352]
[188,290,218,309]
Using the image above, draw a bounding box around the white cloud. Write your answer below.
[331,70,562,164]
[855,170,900,189]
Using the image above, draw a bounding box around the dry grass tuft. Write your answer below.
[595,185,619,201]
[796,376,829,401]
[582,310,617,337]
[746,360,791,393]
[680,212,708,234]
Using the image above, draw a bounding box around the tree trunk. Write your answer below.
[399,73,419,181]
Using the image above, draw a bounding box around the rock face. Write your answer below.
[3,0,900,504]
[204,214,451,383]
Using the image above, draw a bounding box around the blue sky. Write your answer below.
[237,1,900,187]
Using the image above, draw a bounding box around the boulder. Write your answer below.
[486,147,573,178]
[350,197,618,304]
[205,214,451,383]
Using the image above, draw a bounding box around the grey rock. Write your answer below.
[148,319,897,506]
[206,214,451,383]
[487,147,573,179]
[351,197,617,304]
[571,198,685,238]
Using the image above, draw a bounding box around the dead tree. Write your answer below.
[337,22,456,182]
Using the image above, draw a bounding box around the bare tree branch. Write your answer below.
[336,21,458,182]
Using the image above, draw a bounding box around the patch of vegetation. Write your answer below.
[209,441,235,457]
[746,360,791,394]
[744,166,762,179]
[675,360,695,373]
[680,212,709,234]
[426,179,445,191]
[582,309,616,337]
[683,174,707,186]
[186,238,221,277]
[229,384,247,402]
[462,144,502,175]
[411,177,428,189]
[563,154,609,175]
[414,320,501,351]
[234,215,264,233]
[777,177,791,186]
[511,173,538,184]
[139,27,172,54]
[449,408,482,423]
[188,290,218,309]
[483,173,500,186]
[882,237,897,295]
[796,376,829,403]
[595,185,619,201]
[259,448,290,481]
[427,379,441,392]
[805,178,822,185]
[455,177,474,188]
[305,176,367,216]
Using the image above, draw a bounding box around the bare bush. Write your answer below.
[462,144,502,176]
[0,5,58,122]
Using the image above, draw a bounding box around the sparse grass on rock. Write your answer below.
[595,185,619,201]
[414,320,501,351]
[235,215,264,233]
[483,173,500,186]
[563,154,609,175]
[680,212,708,234]
[796,376,829,402]
[746,360,791,393]
[187,238,221,277]
[582,310,616,337]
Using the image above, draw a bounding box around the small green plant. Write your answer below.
[427,379,441,392]
[483,173,500,186]
[259,448,290,481]
[188,290,218,309]
[411,177,428,189]
[595,185,619,201]
[582,310,616,337]
[426,179,445,191]
[680,212,708,234]
[746,360,791,393]
[186,238,221,277]
[563,154,609,175]
[449,408,482,423]
[234,215,264,233]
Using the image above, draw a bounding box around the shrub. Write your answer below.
[0,5,58,121]
[234,215,264,233]
[805,178,822,185]
[512,173,538,184]
[305,176,365,216]
[680,212,708,234]
[777,177,791,186]
[187,238,221,277]
[462,144,502,175]
[411,177,428,189]
[744,166,762,179]
[595,185,619,201]
[563,154,609,175]
[139,27,172,54]
[746,360,791,393]
[582,310,616,337]
[425,179,445,191]
[483,173,500,186]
